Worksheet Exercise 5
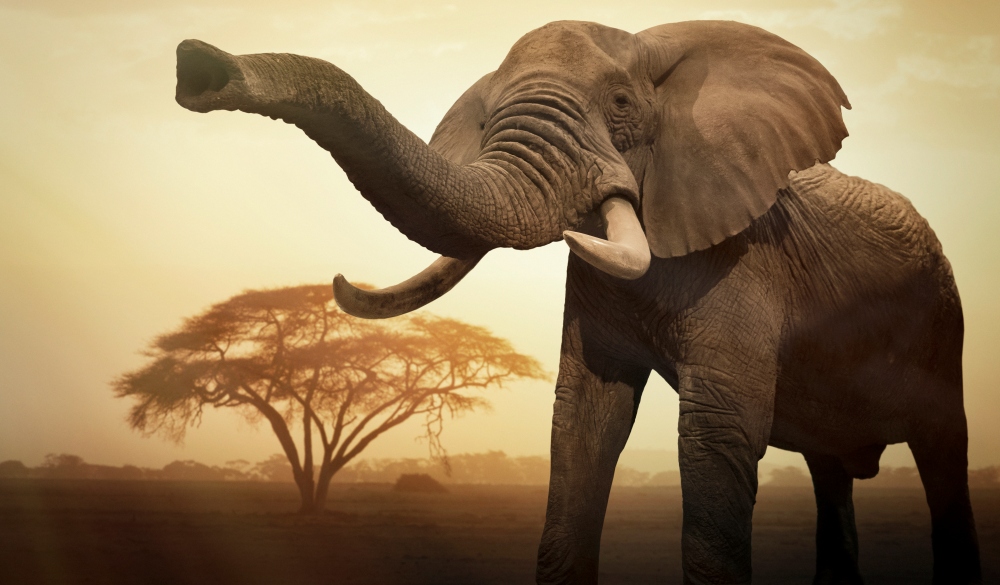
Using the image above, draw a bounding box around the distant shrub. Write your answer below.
[968,466,1000,488]
[116,465,147,480]
[859,467,921,488]
[394,473,448,493]
[252,454,294,483]
[0,460,29,478]
[43,453,84,468]
[613,466,651,487]
[160,460,226,481]
[647,470,681,486]
[766,466,813,487]
[40,453,86,478]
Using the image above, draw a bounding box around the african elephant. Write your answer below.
[174,19,981,584]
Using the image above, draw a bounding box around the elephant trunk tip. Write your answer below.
[175,39,238,112]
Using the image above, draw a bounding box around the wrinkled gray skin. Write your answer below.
[175,20,981,584]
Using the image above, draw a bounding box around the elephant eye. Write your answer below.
[605,88,642,153]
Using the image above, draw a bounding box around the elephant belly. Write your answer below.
[767,284,961,457]
[769,359,912,456]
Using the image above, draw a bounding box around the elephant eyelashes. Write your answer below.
[607,90,633,115]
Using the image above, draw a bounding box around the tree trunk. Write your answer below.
[296,473,317,514]
[312,458,344,513]
[299,407,316,514]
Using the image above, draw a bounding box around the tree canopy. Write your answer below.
[113,284,547,512]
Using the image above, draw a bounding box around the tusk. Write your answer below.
[333,253,485,319]
[563,197,651,280]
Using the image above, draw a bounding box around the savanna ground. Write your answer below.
[1,479,997,584]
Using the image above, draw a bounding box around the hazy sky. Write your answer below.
[1,0,998,472]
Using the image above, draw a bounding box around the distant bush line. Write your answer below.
[0,451,674,486]
[2,453,998,488]
[760,464,1000,489]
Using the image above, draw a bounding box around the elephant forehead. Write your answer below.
[497,21,635,85]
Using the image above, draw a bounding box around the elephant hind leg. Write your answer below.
[909,419,982,584]
[804,452,864,585]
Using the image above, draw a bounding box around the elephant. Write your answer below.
[174,19,981,584]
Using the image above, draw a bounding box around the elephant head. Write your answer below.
[175,20,849,317]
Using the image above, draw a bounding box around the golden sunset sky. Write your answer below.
[1,0,998,472]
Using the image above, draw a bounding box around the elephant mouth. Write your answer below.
[562,197,650,280]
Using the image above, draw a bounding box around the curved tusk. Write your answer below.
[563,197,651,280]
[333,253,485,319]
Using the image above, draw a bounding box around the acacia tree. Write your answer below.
[113,284,546,513]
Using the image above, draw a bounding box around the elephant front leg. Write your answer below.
[678,359,776,585]
[536,321,650,585]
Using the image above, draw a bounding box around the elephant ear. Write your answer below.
[428,72,494,165]
[636,21,850,258]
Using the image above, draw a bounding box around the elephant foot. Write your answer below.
[931,550,982,585]
[813,567,864,585]
[909,429,982,585]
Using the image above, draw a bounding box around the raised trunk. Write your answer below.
[175,40,589,257]
[333,254,484,318]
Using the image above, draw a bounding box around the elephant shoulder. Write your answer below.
[787,163,942,260]
[742,163,953,310]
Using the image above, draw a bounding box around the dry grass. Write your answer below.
[0,479,996,584]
